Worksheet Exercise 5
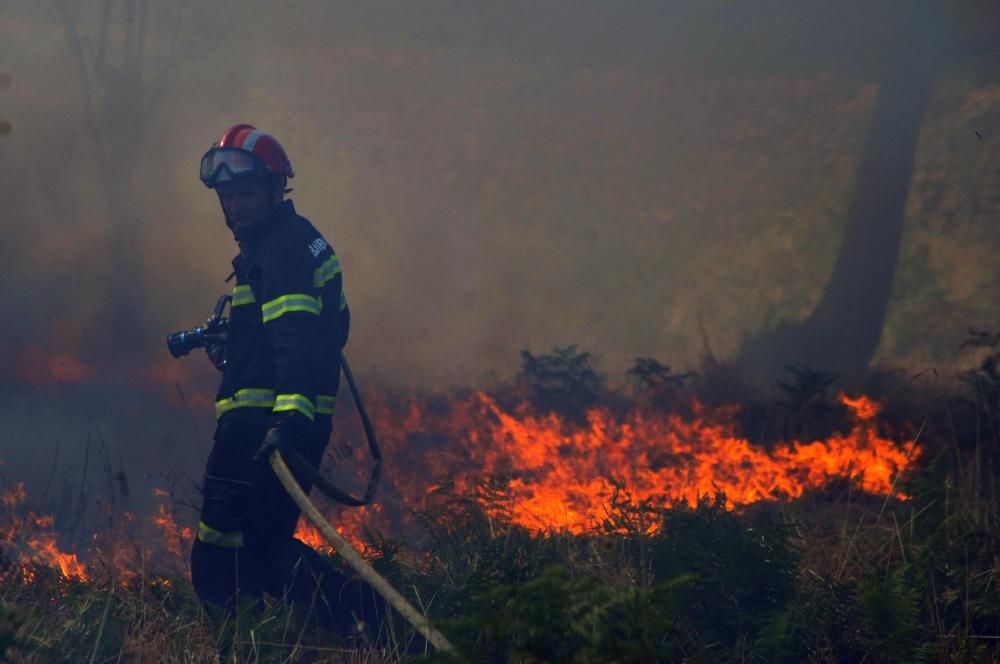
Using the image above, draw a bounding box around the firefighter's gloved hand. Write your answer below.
[254,412,311,462]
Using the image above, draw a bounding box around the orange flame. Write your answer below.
[293,522,331,552]
[151,490,193,560]
[1,482,198,585]
[841,393,881,421]
[0,389,919,583]
[0,483,90,582]
[25,536,88,581]
[496,393,912,533]
[352,390,918,537]
[293,507,374,556]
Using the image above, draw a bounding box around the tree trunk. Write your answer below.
[739,24,933,378]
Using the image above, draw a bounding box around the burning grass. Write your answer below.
[0,343,997,661]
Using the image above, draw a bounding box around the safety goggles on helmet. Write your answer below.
[199,147,271,188]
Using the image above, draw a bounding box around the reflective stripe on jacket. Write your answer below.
[215,200,349,421]
[214,388,338,419]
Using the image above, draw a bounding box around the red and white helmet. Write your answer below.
[199,124,295,188]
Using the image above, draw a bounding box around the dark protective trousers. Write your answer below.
[190,409,385,639]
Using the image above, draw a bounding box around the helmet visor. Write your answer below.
[199,148,266,188]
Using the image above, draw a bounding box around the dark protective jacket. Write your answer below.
[215,200,350,423]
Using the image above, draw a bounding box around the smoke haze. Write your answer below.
[2,2,998,389]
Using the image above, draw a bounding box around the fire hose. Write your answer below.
[279,354,382,507]
[270,354,455,654]
[268,450,455,654]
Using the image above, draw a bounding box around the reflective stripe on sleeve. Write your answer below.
[261,293,321,323]
[215,388,276,419]
[232,284,256,307]
[197,521,244,548]
[273,393,315,420]
[316,394,336,415]
[312,255,342,288]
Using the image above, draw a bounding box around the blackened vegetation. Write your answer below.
[626,357,696,412]
[772,366,844,445]
[517,346,604,425]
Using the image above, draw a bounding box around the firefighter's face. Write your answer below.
[216,176,279,240]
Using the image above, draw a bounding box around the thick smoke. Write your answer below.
[2,2,997,388]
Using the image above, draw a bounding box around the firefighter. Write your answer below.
[191,124,379,644]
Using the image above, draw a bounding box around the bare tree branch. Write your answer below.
[50,0,98,139]
[143,1,186,125]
